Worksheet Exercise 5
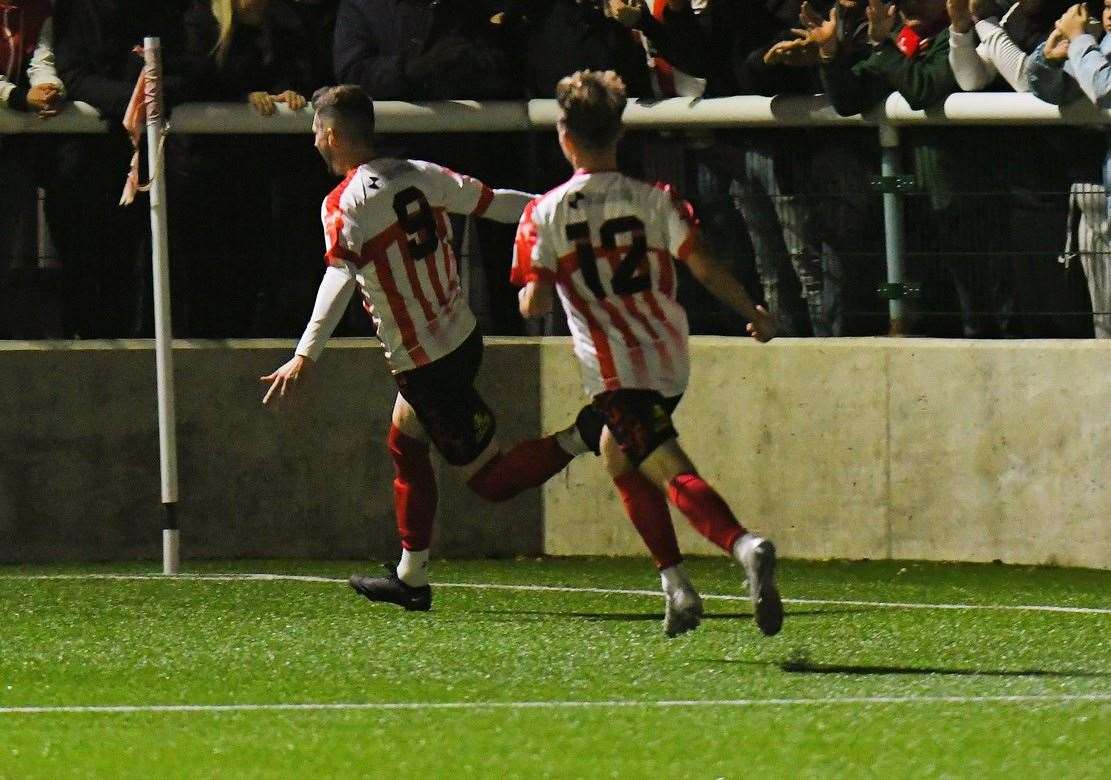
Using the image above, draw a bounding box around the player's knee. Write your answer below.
[388,424,431,476]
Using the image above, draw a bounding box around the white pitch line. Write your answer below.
[2,693,1110,715]
[2,573,1109,615]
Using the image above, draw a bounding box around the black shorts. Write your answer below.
[593,390,683,465]
[393,328,497,466]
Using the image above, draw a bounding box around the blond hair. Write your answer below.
[209,0,236,66]
[555,70,627,151]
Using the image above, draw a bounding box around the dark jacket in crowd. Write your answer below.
[183,0,316,100]
[1002,0,1075,52]
[509,0,650,98]
[674,0,830,96]
[334,0,519,99]
[820,25,958,114]
[282,0,339,93]
[53,0,190,119]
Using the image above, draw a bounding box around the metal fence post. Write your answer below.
[879,123,907,336]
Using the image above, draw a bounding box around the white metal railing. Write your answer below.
[3,92,1111,135]
[2,91,1106,332]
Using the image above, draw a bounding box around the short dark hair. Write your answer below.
[312,84,376,145]
[555,70,626,151]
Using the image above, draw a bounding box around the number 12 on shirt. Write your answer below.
[565,217,651,300]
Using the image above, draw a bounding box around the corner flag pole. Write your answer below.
[144,37,180,575]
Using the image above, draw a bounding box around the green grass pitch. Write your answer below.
[1,558,1108,777]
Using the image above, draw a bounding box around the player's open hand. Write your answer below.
[746,305,777,343]
[260,355,311,406]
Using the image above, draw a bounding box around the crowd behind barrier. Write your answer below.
[2,0,1110,341]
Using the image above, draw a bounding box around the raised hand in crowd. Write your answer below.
[797,1,841,59]
[1043,26,1071,59]
[763,2,828,68]
[26,83,62,118]
[763,35,821,67]
[948,0,973,32]
[606,0,645,27]
[1055,3,1090,40]
[866,0,899,44]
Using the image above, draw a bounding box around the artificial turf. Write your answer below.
[1,558,1108,778]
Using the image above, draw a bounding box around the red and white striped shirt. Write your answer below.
[512,170,698,398]
[308,158,502,373]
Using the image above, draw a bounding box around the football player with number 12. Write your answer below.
[513,70,784,638]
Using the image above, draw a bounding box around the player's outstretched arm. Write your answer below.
[684,235,776,342]
[481,188,541,224]
[259,264,356,406]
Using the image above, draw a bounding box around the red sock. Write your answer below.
[666,472,746,553]
[614,471,682,570]
[467,436,573,502]
[388,425,437,551]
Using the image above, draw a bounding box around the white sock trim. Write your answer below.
[660,564,692,596]
[397,548,430,587]
[554,424,589,458]
[732,532,762,564]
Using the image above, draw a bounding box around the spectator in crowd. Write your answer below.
[334,0,531,335]
[1,0,65,339]
[333,0,519,102]
[765,0,887,335]
[179,0,322,337]
[670,0,852,335]
[947,0,1074,89]
[950,0,1088,336]
[184,0,310,114]
[53,0,191,338]
[815,0,1017,336]
[283,0,338,93]
[509,0,702,101]
[1028,1,1111,336]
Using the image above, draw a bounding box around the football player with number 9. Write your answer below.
[261,85,601,612]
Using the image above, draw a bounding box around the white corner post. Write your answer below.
[144,37,180,574]
[878,123,907,336]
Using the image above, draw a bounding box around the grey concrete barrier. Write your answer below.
[0,339,542,563]
[2,338,1108,568]
[540,337,1111,570]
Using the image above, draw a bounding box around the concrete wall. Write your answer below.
[2,338,1108,568]
[541,338,1111,570]
[0,339,542,562]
